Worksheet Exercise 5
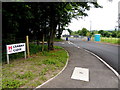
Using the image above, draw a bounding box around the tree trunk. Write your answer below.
[48,23,57,51]
[48,28,54,51]
[48,4,55,51]
[36,30,40,45]
[42,33,44,52]
[57,23,61,39]
[36,34,39,45]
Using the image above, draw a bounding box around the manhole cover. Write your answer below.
[71,67,89,82]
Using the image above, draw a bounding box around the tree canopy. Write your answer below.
[72,29,120,38]
[2,2,101,51]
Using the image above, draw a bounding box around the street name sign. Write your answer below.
[6,43,26,64]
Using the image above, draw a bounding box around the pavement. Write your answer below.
[36,41,118,88]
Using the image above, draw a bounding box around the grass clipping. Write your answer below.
[2,46,68,88]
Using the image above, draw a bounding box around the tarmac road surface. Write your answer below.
[35,41,118,88]
[68,38,119,74]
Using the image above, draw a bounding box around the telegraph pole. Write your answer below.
[118,1,120,30]
[90,20,92,32]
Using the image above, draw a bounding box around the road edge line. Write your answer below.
[69,41,120,79]
[34,48,69,89]
[84,49,120,79]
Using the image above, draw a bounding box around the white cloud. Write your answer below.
[67,0,120,31]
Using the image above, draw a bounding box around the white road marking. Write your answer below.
[34,49,69,89]
[84,49,120,79]
[69,41,72,44]
[68,41,71,44]
[71,67,89,82]
[68,41,80,49]
[69,41,120,79]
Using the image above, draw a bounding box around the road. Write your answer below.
[67,38,119,74]
[36,41,118,88]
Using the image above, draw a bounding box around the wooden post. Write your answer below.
[26,36,30,57]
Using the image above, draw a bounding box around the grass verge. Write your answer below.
[91,37,120,45]
[2,44,44,63]
[100,37,120,44]
[2,45,68,88]
[54,38,64,42]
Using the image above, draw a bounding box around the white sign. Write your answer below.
[6,43,26,54]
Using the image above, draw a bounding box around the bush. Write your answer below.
[117,33,120,38]
[29,44,42,54]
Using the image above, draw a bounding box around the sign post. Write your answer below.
[6,43,26,64]
[6,54,9,64]
[26,36,30,57]
[24,51,26,59]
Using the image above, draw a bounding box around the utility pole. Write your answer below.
[90,20,92,39]
[90,20,92,32]
[118,1,120,30]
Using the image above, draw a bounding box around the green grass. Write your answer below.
[91,37,120,45]
[54,38,64,42]
[2,43,64,63]
[16,71,35,79]
[2,78,26,88]
[2,45,68,88]
[2,44,48,63]
[100,37,120,44]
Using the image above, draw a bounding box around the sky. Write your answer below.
[66,0,120,31]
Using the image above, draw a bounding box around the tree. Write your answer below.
[111,31,117,37]
[2,3,34,48]
[86,32,91,37]
[67,29,73,35]
[103,31,111,37]
[117,30,120,38]
[80,28,89,36]
[3,2,102,51]
[98,30,105,36]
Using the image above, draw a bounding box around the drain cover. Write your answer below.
[71,67,89,82]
